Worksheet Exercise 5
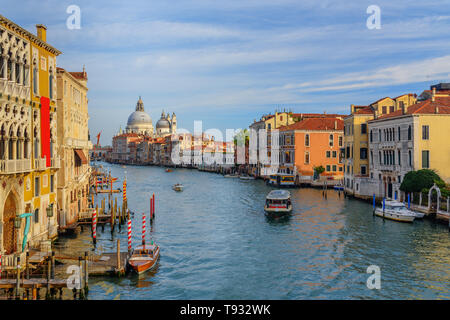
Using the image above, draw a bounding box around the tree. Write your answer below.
[314,165,325,176]
[233,129,249,147]
[400,169,444,193]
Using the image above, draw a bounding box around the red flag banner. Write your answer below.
[40,96,51,167]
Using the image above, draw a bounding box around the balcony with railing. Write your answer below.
[34,158,47,171]
[0,159,32,174]
[51,157,61,169]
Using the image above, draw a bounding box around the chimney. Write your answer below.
[435,106,439,114]
[432,87,436,102]
[334,120,337,130]
[36,24,47,42]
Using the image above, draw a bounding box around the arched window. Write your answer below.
[329,134,334,147]
[408,125,412,140]
[305,134,309,146]
[15,56,20,83]
[408,150,412,167]
[398,149,401,166]
[49,68,53,99]
[32,60,38,95]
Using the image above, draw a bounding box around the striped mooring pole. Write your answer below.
[92,209,97,245]
[150,196,153,221]
[123,179,127,204]
[142,213,146,245]
[152,193,155,218]
[127,219,132,253]
[0,250,2,279]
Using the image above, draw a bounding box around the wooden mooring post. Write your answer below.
[84,252,89,295]
[26,251,30,280]
[78,257,85,300]
[15,256,20,300]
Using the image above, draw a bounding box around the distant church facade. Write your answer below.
[121,97,177,137]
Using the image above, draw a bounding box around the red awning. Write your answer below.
[74,149,88,165]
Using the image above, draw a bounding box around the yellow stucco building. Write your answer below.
[56,67,91,228]
[343,94,417,197]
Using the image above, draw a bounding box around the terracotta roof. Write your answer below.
[291,113,345,119]
[69,71,87,80]
[370,96,392,105]
[353,106,373,115]
[280,117,344,131]
[373,99,450,121]
[393,93,416,100]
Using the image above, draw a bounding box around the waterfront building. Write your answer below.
[111,133,144,164]
[367,85,450,199]
[56,67,91,228]
[0,16,61,258]
[279,117,344,182]
[343,94,417,198]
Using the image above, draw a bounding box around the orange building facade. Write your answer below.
[279,117,344,180]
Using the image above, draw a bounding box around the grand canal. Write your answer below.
[54,163,450,300]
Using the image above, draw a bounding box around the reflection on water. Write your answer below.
[54,162,450,300]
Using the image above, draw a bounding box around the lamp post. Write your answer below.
[46,204,54,240]
[14,214,22,254]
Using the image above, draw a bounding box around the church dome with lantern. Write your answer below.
[125,97,154,135]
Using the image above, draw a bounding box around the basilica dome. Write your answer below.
[156,118,171,129]
[125,97,154,135]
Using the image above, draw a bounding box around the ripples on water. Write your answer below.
[53,163,450,300]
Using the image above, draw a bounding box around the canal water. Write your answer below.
[54,162,450,300]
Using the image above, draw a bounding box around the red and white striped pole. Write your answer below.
[142,213,146,245]
[127,219,132,253]
[150,196,153,221]
[92,209,97,245]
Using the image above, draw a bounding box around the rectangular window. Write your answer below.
[360,148,368,160]
[332,165,337,172]
[50,175,54,193]
[382,106,387,114]
[422,150,429,168]
[329,134,334,147]
[338,136,343,147]
[305,152,310,164]
[339,166,343,172]
[361,165,367,175]
[34,177,40,197]
[390,106,394,113]
[305,134,310,146]
[326,165,331,172]
[326,151,331,158]
[422,125,429,140]
[332,151,337,158]
[34,209,39,224]
[361,124,367,134]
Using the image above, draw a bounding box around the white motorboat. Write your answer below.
[239,175,255,180]
[224,174,239,178]
[172,184,184,192]
[374,200,416,222]
[264,190,292,216]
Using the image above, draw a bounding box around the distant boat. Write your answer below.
[224,174,239,178]
[172,184,184,192]
[128,244,160,274]
[334,185,344,191]
[165,168,172,172]
[374,200,416,222]
[264,190,292,216]
[239,175,255,180]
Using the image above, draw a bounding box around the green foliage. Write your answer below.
[314,165,325,175]
[233,129,249,147]
[400,169,444,193]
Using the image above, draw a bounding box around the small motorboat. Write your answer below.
[374,200,416,222]
[334,185,344,191]
[128,244,160,274]
[172,183,184,192]
[165,168,172,172]
[239,175,255,180]
[224,174,239,178]
[264,190,292,216]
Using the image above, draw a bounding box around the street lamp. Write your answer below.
[46,204,53,240]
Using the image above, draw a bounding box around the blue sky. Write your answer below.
[3,0,450,144]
